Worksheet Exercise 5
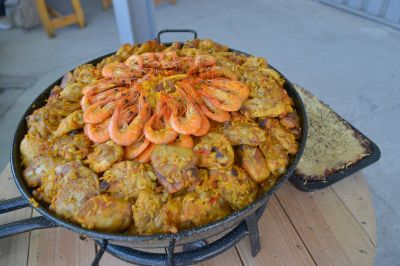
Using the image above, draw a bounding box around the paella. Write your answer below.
[20,39,301,234]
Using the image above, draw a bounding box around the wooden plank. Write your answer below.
[99,242,242,266]
[168,228,243,266]
[0,162,377,265]
[28,210,96,266]
[199,230,242,266]
[0,164,32,266]
[276,182,375,266]
[331,172,376,245]
[200,247,242,266]
[98,250,132,266]
[99,246,166,266]
[99,228,242,266]
[236,196,315,266]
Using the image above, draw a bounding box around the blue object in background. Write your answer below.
[112,0,157,44]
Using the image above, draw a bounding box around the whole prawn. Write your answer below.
[85,118,111,143]
[206,80,250,102]
[199,97,231,122]
[83,97,116,124]
[168,86,202,135]
[109,94,150,146]
[102,62,143,79]
[143,96,178,144]
[124,134,151,159]
[198,84,242,112]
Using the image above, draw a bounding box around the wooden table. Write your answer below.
[0,165,375,265]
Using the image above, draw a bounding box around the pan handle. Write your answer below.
[0,216,58,238]
[157,29,198,43]
[0,196,58,238]
[0,196,30,214]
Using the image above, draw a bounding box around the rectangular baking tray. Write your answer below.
[289,120,381,192]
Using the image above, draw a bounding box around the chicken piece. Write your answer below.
[247,77,281,99]
[213,52,246,78]
[20,133,47,166]
[85,141,124,173]
[54,160,83,176]
[27,106,62,138]
[157,197,187,233]
[193,132,234,169]
[242,56,268,71]
[60,72,75,89]
[260,118,298,154]
[60,82,83,102]
[237,145,270,183]
[258,175,280,194]
[221,121,266,146]
[115,43,139,60]
[210,166,258,210]
[96,55,121,70]
[135,39,165,54]
[241,97,289,118]
[244,71,270,94]
[131,189,164,234]
[49,85,63,99]
[50,164,99,220]
[54,110,84,136]
[259,136,289,177]
[197,39,229,52]
[245,65,284,87]
[73,64,101,84]
[33,172,60,204]
[183,39,229,52]
[179,191,231,227]
[158,170,218,233]
[75,195,132,232]
[101,161,157,201]
[151,145,199,194]
[50,133,91,161]
[23,155,65,187]
[194,168,219,194]
[46,99,81,118]
[280,112,302,139]
[280,112,300,129]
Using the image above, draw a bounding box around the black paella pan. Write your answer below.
[0,30,308,263]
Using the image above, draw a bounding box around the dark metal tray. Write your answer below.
[289,113,381,192]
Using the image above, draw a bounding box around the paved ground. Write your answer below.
[0,0,399,265]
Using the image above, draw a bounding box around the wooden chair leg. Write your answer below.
[35,0,55,37]
[47,6,61,18]
[71,0,85,28]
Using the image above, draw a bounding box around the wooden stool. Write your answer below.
[35,0,85,38]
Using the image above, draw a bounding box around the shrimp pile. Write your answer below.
[20,39,301,235]
[81,47,251,163]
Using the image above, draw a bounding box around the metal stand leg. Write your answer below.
[245,211,261,257]
[92,239,108,266]
[166,238,176,266]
